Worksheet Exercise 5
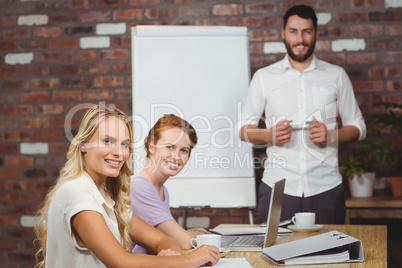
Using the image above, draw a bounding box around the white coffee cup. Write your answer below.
[190,234,221,249]
[291,212,316,228]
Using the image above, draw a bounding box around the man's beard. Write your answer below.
[284,38,316,62]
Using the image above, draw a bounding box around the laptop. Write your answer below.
[218,178,286,251]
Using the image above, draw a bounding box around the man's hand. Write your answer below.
[309,116,327,147]
[271,120,292,145]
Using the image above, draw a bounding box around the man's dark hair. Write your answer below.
[283,5,317,31]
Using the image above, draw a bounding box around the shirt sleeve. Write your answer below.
[239,70,267,129]
[336,68,367,140]
[130,177,174,226]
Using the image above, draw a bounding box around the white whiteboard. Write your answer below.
[131,26,255,208]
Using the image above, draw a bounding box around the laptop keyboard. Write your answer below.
[229,236,264,247]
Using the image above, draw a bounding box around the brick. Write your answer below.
[115,89,132,100]
[352,80,384,92]
[65,26,94,36]
[0,41,17,51]
[18,14,49,26]
[333,12,366,23]
[60,78,91,88]
[21,192,46,203]
[144,8,175,19]
[386,25,402,36]
[1,80,30,90]
[178,6,209,17]
[0,118,18,129]
[350,25,383,37]
[369,66,402,78]
[369,10,401,22]
[5,52,34,65]
[0,216,19,226]
[35,52,64,62]
[351,0,383,7]
[249,43,263,54]
[111,36,131,47]
[18,40,48,51]
[66,50,97,61]
[49,65,78,75]
[316,13,332,25]
[80,36,110,49]
[94,76,124,87]
[98,0,126,8]
[37,104,63,115]
[4,105,33,116]
[130,0,159,6]
[229,16,261,27]
[83,89,114,100]
[0,240,19,251]
[7,252,37,262]
[0,168,19,179]
[22,117,50,129]
[112,62,130,73]
[31,130,62,141]
[50,13,78,23]
[69,0,95,9]
[79,62,110,74]
[0,16,17,27]
[53,90,83,101]
[385,0,402,7]
[212,4,243,16]
[80,11,111,22]
[5,156,34,167]
[386,80,402,91]
[100,49,129,60]
[3,131,30,142]
[0,144,19,154]
[332,39,365,52]
[315,40,331,52]
[3,28,31,39]
[49,143,70,154]
[245,3,277,14]
[49,39,79,49]
[21,91,51,102]
[20,142,49,154]
[263,16,282,27]
[33,27,62,38]
[383,52,402,64]
[263,42,286,54]
[31,78,59,90]
[0,67,17,77]
[317,53,346,65]
[96,22,126,35]
[18,66,47,76]
[195,18,227,26]
[347,53,376,64]
[366,38,399,50]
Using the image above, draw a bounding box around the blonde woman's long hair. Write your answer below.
[34,104,134,268]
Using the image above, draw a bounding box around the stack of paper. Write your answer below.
[284,249,350,265]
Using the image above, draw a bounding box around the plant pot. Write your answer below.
[389,176,402,197]
[348,172,375,198]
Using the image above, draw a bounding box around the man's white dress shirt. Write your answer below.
[46,173,122,267]
[240,55,366,197]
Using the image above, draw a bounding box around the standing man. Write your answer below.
[239,5,366,224]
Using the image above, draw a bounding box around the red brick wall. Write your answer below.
[0,0,401,267]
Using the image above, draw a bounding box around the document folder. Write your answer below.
[261,230,364,265]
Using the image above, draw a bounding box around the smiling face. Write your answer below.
[282,14,319,63]
[83,116,130,186]
[148,127,191,178]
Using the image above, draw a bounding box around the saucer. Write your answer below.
[287,224,323,232]
[220,248,230,253]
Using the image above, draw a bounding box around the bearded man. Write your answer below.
[239,5,366,224]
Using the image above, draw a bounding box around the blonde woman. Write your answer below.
[35,104,220,268]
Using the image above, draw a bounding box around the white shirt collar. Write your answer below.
[281,54,318,73]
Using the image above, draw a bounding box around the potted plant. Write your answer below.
[340,102,401,197]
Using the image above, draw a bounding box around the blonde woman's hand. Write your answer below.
[157,248,181,256]
[188,227,210,235]
[189,245,220,267]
